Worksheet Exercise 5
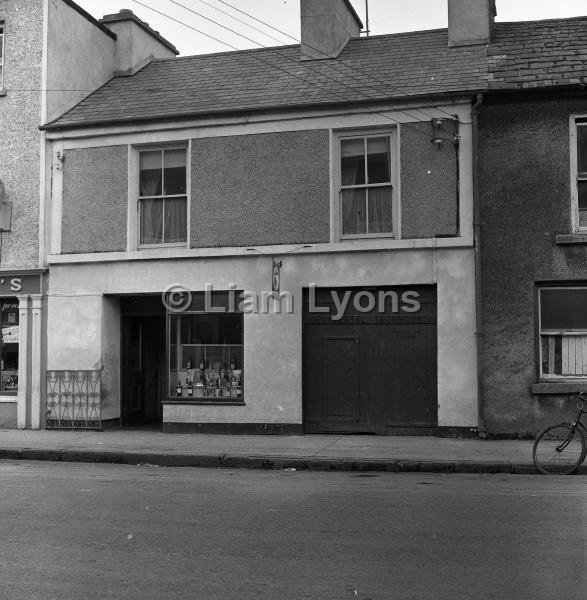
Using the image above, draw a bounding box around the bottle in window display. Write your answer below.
[176,382,182,397]
[187,377,193,397]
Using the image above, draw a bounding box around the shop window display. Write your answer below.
[169,312,243,400]
[0,299,19,394]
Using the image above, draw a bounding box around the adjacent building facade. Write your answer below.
[477,16,587,435]
[0,0,177,428]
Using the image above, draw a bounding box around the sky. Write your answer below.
[76,0,587,56]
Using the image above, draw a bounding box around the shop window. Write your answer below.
[138,147,187,246]
[539,287,587,379]
[338,131,396,238]
[0,299,19,394]
[0,23,4,89]
[168,311,244,401]
[576,119,587,229]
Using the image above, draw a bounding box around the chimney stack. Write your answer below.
[101,10,179,75]
[448,0,496,47]
[300,0,363,60]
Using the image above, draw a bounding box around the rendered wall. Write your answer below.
[0,0,43,269]
[191,130,331,248]
[479,96,587,435]
[105,19,176,74]
[45,0,116,124]
[400,120,459,239]
[61,145,128,253]
[46,247,477,428]
[101,295,121,420]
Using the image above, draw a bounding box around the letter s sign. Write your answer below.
[10,278,22,292]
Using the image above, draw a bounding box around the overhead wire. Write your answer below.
[165,0,456,133]
[208,0,466,122]
[128,0,456,143]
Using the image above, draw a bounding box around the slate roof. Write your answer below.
[44,16,587,130]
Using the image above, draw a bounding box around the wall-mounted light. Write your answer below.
[55,151,65,171]
[272,258,282,293]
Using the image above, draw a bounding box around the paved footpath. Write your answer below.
[1,429,577,474]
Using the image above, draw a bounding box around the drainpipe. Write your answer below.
[472,92,487,439]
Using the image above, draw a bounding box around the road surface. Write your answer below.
[0,461,584,599]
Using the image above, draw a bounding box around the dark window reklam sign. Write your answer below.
[0,273,43,296]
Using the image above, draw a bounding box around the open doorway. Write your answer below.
[121,297,166,427]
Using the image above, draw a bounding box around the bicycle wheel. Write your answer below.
[533,423,586,475]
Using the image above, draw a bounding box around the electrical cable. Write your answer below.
[209,0,467,122]
[165,0,456,132]
[129,0,455,143]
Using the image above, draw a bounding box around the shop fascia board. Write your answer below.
[44,96,473,145]
[47,236,475,266]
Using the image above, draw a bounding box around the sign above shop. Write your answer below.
[0,271,45,296]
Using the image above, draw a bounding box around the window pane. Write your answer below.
[342,188,366,235]
[367,137,391,183]
[164,149,187,195]
[169,312,244,400]
[0,298,19,393]
[341,139,365,186]
[579,181,587,227]
[139,150,162,197]
[578,125,587,174]
[542,334,587,376]
[140,198,163,244]
[541,288,587,331]
[368,186,393,233]
[164,197,187,243]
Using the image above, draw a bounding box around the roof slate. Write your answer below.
[45,16,587,130]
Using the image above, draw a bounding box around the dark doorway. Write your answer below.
[303,285,438,435]
[121,297,166,427]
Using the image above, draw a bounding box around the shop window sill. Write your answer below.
[555,234,587,245]
[531,382,586,395]
[162,399,245,406]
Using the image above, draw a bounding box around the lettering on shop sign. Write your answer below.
[0,273,43,296]
[305,315,435,326]
[0,278,23,292]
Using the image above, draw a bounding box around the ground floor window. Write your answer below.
[0,298,19,393]
[539,287,587,378]
[168,311,243,400]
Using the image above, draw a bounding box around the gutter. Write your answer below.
[472,92,487,439]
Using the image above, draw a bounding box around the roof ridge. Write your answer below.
[495,15,587,26]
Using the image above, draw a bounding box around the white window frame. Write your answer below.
[538,286,587,381]
[0,23,5,90]
[129,141,191,250]
[570,116,587,232]
[334,128,399,241]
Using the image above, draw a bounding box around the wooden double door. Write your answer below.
[303,286,437,434]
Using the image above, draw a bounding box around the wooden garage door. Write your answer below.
[302,285,437,434]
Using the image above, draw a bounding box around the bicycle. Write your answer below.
[533,391,587,475]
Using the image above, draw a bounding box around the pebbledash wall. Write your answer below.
[0,0,45,429]
[479,93,587,436]
[45,105,479,432]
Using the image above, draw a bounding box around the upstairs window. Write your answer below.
[577,120,587,229]
[138,147,187,246]
[339,132,395,238]
[539,287,587,379]
[0,24,4,89]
